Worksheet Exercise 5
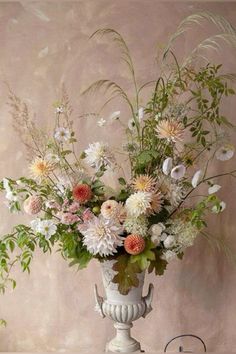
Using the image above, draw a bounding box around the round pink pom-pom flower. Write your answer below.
[24,195,43,215]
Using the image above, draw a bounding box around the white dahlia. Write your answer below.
[100,200,119,219]
[84,142,114,171]
[81,216,124,257]
[125,191,152,217]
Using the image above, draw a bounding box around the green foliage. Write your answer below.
[130,240,156,271]
[148,249,168,276]
[112,254,142,295]
[0,319,7,327]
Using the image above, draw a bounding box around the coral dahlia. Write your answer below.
[124,234,145,255]
[73,184,92,203]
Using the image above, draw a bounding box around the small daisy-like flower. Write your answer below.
[29,157,55,181]
[171,165,186,180]
[72,184,92,203]
[125,191,152,218]
[155,119,184,142]
[81,216,124,257]
[54,127,71,142]
[55,106,64,114]
[23,195,42,215]
[97,118,106,127]
[132,175,157,192]
[216,145,235,161]
[191,170,203,188]
[208,184,221,195]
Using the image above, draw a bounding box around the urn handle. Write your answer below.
[94,284,105,318]
[142,283,154,318]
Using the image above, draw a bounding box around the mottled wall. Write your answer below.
[0,1,236,352]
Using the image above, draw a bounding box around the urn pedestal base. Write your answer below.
[106,323,141,353]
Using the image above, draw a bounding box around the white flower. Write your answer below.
[97,118,106,127]
[2,178,11,192]
[162,157,172,175]
[54,127,71,142]
[212,201,226,214]
[84,142,114,171]
[164,235,176,249]
[151,234,161,246]
[101,200,119,219]
[31,219,57,240]
[109,111,120,122]
[128,118,136,131]
[81,216,124,257]
[124,215,148,237]
[55,106,64,114]
[161,250,177,262]
[216,145,235,161]
[149,223,166,237]
[208,184,221,194]
[170,165,186,180]
[138,107,144,121]
[191,170,202,188]
[5,190,18,202]
[125,191,152,217]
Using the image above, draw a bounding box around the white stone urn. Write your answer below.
[94,260,154,353]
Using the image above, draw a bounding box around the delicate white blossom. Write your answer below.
[191,170,202,188]
[164,235,176,249]
[162,157,173,175]
[138,107,144,121]
[161,250,177,262]
[128,118,136,131]
[125,191,152,217]
[97,118,106,127]
[216,145,235,161]
[149,223,166,237]
[208,184,221,194]
[80,216,124,257]
[171,165,186,180]
[54,127,71,142]
[212,201,226,213]
[84,142,114,171]
[55,106,64,114]
[30,219,57,240]
[5,190,18,202]
[109,111,120,122]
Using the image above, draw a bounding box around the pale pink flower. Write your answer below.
[23,196,42,215]
[68,201,80,213]
[61,212,80,225]
[82,209,94,222]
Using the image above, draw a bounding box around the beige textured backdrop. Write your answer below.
[0,1,236,352]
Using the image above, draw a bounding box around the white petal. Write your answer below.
[212,201,226,213]
[208,184,221,194]
[138,107,144,121]
[162,157,173,175]
[171,165,186,180]
[109,111,120,121]
[191,170,202,188]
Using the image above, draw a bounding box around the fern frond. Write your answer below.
[163,10,236,59]
[182,33,236,68]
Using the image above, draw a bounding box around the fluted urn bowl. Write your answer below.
[94,260,154,353]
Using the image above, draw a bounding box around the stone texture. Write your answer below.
[0,1,236,352]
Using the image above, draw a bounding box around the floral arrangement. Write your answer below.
[0,12,236,308]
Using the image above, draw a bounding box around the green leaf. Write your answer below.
[130,240,156,271]
[118,177,126,186]
[148,249,168,276]
[112,254,142,295]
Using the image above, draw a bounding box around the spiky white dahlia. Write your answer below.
[132,174,157,192]
[29,157,55,181]
[155,119,184,142]
[80,216,124,257]
[84,142,114,170]
[125,191,152,217]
